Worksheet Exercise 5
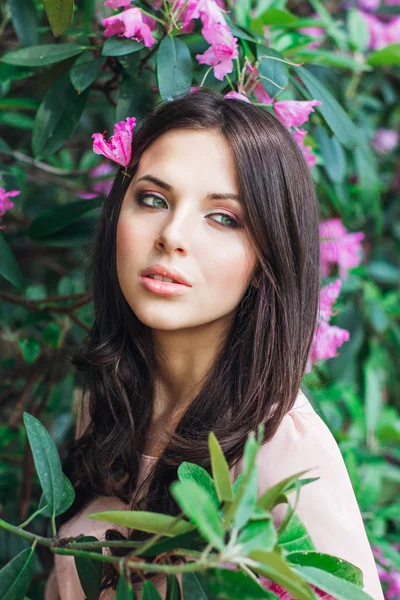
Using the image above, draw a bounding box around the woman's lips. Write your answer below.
[140,276,191,296]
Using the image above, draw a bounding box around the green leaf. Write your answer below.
[347,9,369,52]
[74,536,103,600]
[18,338,41,364]
[102,37,144,56]
[0,97,39,110]
[0,233,24,289]
[293,566,373,600]
[294,66,358,149]
[170,480,225,550]
[0,63,33,82]
[248,550,316,600]
[42,0,74,37]
[208,432,233,502]
[29,214,98,247]
[142,581,163,599]
[287,552,364,586]
[354,131,381,236]
[181,572,212,599]
[278,513,315,553]
[157,35,192,101]
[315,126,346,183]
[237,518,277,554]
[116,573,134,600]
[23,412,64,517]
[256,45,289,98]
[177,462,219,508]
[292,48,369,71]
[1,43,84,66]
[166,574,181,600]
[230,434,259,531]
[364,340,386,439]
[256,469,312,511]
[0,546,35,600]
[32,72,89,158]
[29,198,103,239]
[256,8,298,26]
[368,43,400,66]
[7,0,38,47]
[39,472,75,517]
[199,568,277,599]
[87,510,194,537]
[70,52,106,93]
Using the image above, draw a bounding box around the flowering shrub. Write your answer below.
[0,0,399,597]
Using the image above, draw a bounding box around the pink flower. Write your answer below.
[260,575,337,599]
[361,11,400,48]
[0,183,19,229]
[92,116,136,167]
[359,0,381,10]
[273,100,322,129]
[299,13,325,49]
[371,128,399,153]
[196,22,238,80]
[320,218,365,280]
[223,91,251,103]
[292,128,317,168]
[306,280,350,372]
[77,162,116,199]
[104,0,132,8]
[102,7,157,47]
[245,64,275,104]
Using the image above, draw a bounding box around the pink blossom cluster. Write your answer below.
[92,116,136,167]
[224,65,321,168]
[298,13,325,49]
[102,1,158,47]
[78,162,116,199]
[170,0,238,80]
[306,280,350,372]
[359,9,400,49]
[373,545,400,598]
[0,180,19,230]
[320,218,365,280]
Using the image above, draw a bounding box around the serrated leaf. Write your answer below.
[1,43,83,66]
[23,412,64,517]
[293,566,373,600]
[157,35,192,101]
[177,462,219,508]
[237,518,277,554]
[287,551,363,586]
[0,546,35,600]
[278,513,315,553]
[42,0,74,37]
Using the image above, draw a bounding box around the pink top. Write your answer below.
[44,390,384,600]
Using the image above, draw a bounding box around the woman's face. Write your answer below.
[116,128,258,333]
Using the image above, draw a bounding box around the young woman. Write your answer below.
[45,88,384,599]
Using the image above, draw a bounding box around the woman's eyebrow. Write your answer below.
[136,174,242,203]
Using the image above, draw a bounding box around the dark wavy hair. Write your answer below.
[56,87,321,592]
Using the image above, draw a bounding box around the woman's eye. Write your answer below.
[209,213,241,229]
[135,192,166,209]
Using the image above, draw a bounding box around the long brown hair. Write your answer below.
[56,88,321,591]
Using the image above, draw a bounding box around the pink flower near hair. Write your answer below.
[306,280,350,371]
[92,117,136,167]
[245,64,275,104]
[273,99,322,129]
[320,218,365,280]
[292,128,317,168]
[102,7,157,47]
[371,128,399,153]
[224,91,251,103]
[0,182,19,229]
